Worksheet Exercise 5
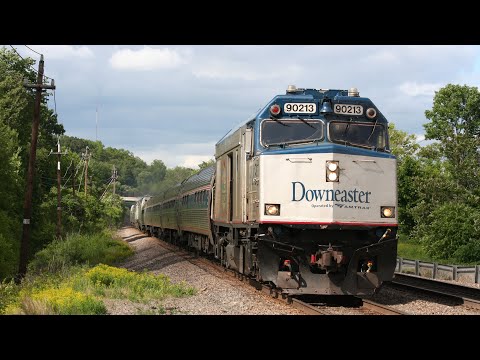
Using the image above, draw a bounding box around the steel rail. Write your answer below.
[361,299,407,315]
[390,273,480,310]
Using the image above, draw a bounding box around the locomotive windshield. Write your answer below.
[328,121,387,150]
[261,119,324,147]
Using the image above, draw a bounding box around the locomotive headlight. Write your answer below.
[265,204,280,216]
[328,172,338,181]
[326,161,339,182]
[381,206,395,218]
[327,162,338,172]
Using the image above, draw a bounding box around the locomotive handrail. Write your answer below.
[352,159,376,163]
[286,157,312,163]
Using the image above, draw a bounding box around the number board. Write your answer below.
[284,103,316,114]
[333,104,363,115]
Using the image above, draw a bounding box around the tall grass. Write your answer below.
[75,264,196,302]
[1,231,134,314]
[19,286,107,315]
[29,231,133,273]
[4,264,195,315]
[397,241,433,262]
[397,240,458,264]
[2,232,195,315]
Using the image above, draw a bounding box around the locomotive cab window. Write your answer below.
[261,119,324,147]
[328,121,387,150]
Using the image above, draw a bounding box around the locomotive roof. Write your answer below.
[216,87,387,145]
[145,166,215,208]
[181,165,215,193]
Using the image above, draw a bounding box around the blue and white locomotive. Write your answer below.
[140,85,398,296]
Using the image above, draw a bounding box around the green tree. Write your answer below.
[150,160,167,181]
[62,136,149,196]
[388,123,419,161]
[388,123,422,237]
[197,158,215,170]
[416,203,480,262]
[0,118,22,278]
[151,166,195,195]
[424,84,480,193]
[406,84,480,262]
[0,47,64,277]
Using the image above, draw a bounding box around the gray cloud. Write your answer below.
[22,45,479,166]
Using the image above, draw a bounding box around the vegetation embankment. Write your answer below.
[0,231,195,315]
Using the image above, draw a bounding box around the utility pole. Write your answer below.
[82,146,91,197]
[18,55,55,281]
[112,165,118,195]
[49,138,67,239]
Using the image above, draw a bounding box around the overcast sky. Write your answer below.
[8,45,480,168]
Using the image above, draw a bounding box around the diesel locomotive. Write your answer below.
[133,85,398,295]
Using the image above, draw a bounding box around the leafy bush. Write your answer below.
[40,190,126,237]
[453,240,480,264]
[29,232,133,273]
[0,279,20,314]
[416,203,480,261]
[0,233,17,280]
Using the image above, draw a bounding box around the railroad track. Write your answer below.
[288,294,406,315]
[389,273,480,310]
[137,229,405,315]
[361,299,407,315]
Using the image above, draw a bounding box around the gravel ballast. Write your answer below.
[114,227,302,315]
[114,227,480,315]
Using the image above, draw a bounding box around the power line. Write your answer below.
[101,179,113,199]
[66,158,84,190]
[63,158,84,191]
[8,45,27,61]
[5,46,57,119]
[60,159,74,187]
[77,160,85,193]
[9,45,53,80]
[50,138,67,239]
[82,147,91,196]
[63,159,73,179]
[24,45,43,56]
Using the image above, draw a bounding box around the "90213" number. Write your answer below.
[284,103,316,113]
[334,104,363,115]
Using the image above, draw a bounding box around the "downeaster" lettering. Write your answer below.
[291,181,372,203]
